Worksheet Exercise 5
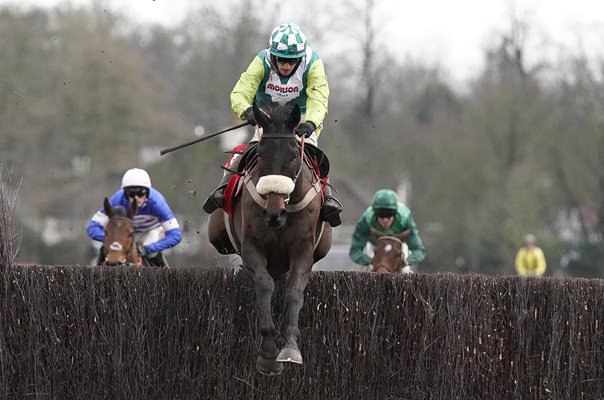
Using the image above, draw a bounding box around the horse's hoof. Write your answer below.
[276,347,303,364]
[256,355,284,376]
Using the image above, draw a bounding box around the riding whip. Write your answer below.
[159,121,251,156]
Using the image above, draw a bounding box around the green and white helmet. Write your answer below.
[268,23,307,58]
[371,189,398,211]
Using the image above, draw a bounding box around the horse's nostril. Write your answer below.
[279,209,287,219]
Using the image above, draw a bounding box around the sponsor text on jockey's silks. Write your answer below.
[258,48,313,109]
[266,83,299,94]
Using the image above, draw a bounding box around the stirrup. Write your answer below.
[321,197,342,227]
[202,191,224,214]
[323,211,341,227]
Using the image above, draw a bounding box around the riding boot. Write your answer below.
[202,173,231,214]
[321,183,342,227]
[96,246,106,265]
[202,155,242,214]
[146,252,167,267]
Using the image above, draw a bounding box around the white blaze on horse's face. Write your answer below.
[384,244,393,253]
[256,175,295,202]
[109,242,123,251]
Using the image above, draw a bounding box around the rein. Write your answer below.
[377,235,404,246]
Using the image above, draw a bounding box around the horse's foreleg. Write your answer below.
[277,265,311,364]
[253,268,283,375]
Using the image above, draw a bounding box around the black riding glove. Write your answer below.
[294,121,316,138]
[244,107,256,126]
[137,243,147,256]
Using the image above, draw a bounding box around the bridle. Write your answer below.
[258,133,305,188]
[373,236,404,273]
[102,215,140,266]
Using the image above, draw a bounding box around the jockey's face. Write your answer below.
[377,215,395,229]
[131,194,147,208]
[125,186,148,208]
[275,57,299,76]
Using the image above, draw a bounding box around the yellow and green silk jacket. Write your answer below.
[230,47,329,135]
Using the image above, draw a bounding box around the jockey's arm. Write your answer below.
[141,195,182,254]
[86,199,115,242]
[404,216,426,266]
[349,219,372,266]
[231,56,264,119]
[304,59,329,134]
[144,225,182,254]
[86,218,105,242]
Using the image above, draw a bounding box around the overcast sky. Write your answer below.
[3,0,604,84]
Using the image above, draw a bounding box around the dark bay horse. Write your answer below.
[207,102,332,375]
[100,197,143,267]
[370,227,411,273]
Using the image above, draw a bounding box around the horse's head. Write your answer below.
[253,102,302,228]
[370,228,411,273]
[102,197,140,266]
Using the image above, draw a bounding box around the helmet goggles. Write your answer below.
[124,186,149,198]
[374,208,396,219]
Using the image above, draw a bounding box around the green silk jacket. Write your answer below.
[349,203,426,266]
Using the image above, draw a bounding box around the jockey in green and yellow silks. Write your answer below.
[203,23,342,227]
[230,31,329,141]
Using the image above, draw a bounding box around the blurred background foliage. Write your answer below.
[2,0,604,277]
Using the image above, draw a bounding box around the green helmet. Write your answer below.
[371,189,398,211]
[268,23,307,58]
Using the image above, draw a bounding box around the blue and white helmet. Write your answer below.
[268,23,307,59]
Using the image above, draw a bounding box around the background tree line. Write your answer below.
[2,0,604,276]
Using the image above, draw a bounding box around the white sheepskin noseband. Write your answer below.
[256,175,295,196]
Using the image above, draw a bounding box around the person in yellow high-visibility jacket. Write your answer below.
[515,234,547,276]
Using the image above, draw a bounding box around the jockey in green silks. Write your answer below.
[349,189,426,272]
[203,22,343,227]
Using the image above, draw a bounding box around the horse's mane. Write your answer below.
[111,205,128,217]
[261,103,295,131]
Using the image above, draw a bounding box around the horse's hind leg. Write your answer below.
[254,269,283,375]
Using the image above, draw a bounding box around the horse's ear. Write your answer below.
[127,200,138,219]
[103,197,113,217]
[395,229,411,242]
[370,227,384,238]
[286,103,301,131]
[253,101,271,128]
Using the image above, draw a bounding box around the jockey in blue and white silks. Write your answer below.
[87,168,181,266]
